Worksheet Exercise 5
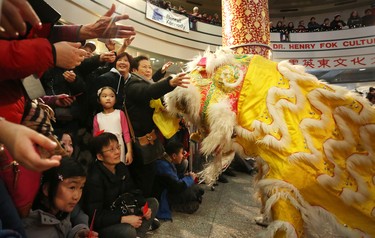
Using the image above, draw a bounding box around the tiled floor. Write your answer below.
[148,171,266,238]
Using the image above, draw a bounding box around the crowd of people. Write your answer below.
[271,9,375,41]
[148,0,222,27]
[0,1,238,237]
[4,1,374,238]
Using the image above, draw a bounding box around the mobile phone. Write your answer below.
[28,0,61,25]
[73,92,84,97]
[21,0,61,40]
[59,92,83,99]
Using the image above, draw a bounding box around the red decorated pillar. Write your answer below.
[222,0,270,57]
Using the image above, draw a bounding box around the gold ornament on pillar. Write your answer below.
[222,0,270,57]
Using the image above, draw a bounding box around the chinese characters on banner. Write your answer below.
[288,56,375,69]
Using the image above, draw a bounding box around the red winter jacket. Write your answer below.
[0,38,54,123]
[0,25,82,123]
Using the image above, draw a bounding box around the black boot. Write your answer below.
[150,218,161,231]
[218,174,228,183]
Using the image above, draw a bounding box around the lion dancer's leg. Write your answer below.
[268,199,304,238]
[256,179,304,237]
[199,100,237,184]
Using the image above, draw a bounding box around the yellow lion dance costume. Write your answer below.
[164,48,375,237]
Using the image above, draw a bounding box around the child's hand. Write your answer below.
[125,152,133,165]
[189,172,197,180]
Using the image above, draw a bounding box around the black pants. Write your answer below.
[129,160,156,198]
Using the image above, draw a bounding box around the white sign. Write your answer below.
[270,26,375,69]
[146,2,189,32]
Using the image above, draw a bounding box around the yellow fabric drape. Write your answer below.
[150,99,180,139]
[236,55,375,236]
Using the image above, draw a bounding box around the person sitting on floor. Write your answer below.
[23,158,98,238]
[152,141,204,220]
[83,132,159,238]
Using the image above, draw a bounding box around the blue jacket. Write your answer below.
[154,159,194,220]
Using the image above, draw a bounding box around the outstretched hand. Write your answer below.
[100,51,116,63]
[0,120,61,172]
[54,42,87,69]
[80,4,136,39]
[104,39,116,51]
[123,36,135,48]
[161,61,173,73]
[169,72,190,88]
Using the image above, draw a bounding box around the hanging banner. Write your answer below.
[272,37,375,51]
[146,2,189,32]
[270,26,375,69]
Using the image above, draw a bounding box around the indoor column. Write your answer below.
[222,0,270,57]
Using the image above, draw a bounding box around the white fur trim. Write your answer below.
[200,99,236,155]
[257,179,367,238]
[257,220,298,238]
[164,84,201,126]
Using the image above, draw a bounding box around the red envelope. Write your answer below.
[142,202,149,216]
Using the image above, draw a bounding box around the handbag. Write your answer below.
[54,107,73,121]
[54,102,80,121]
[110,190,145,216]
[132,129,165,164]
[123,103,165,165]
[0,148,41,218]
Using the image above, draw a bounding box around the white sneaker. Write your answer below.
[254,216,269,227]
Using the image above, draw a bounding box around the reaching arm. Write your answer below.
[0,39,53,80]
[0,118,61,171]
[78,4,135,40]
[117,36,135,55]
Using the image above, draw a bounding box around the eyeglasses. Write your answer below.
[102,145,121,153]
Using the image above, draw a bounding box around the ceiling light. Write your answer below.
[359,68,366,71]
[150,57,156,60]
